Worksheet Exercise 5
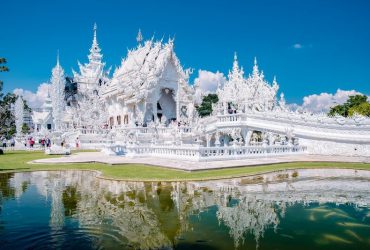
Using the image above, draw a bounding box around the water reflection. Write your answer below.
[1,169,370,249]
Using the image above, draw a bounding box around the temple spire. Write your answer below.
[136,28,143,45]
[253,56,259,77]
[229,52,243,81]
[232,52,239,72]
[93,23,98,46]
[87,23,102,64]
[56,50,60,67]
[90,23,101,53]
[50,53,66,131]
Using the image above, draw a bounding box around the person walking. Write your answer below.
[2,137,7,148]
[75,137,80,149]
[30,137,35,148]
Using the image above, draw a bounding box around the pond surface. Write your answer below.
[0,169,370,250]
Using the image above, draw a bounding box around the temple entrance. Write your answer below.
[158,88,176,124]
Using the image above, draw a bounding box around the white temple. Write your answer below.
[32,24,370,159]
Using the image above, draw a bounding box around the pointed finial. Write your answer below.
[136,28,143,44]
[252,56,259,77]
[56,49,60,66]
[93,23,98,45]
[234,52,238,61]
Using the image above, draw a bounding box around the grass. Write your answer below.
[1,150,370,181]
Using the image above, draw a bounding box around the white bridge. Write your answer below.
[61,110,370,161]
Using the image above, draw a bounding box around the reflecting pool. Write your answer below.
[1,169,370,249]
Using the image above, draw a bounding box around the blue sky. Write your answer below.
[1,0,370,104]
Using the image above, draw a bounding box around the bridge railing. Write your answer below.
[124,144,306,161]
[112,126,193,135]
[217,114,245,123]
[213,111,370,130]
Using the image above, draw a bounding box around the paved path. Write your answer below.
[31,152,370,171]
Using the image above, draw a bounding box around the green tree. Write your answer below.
[328,104,347,117]
[21,123,30,134]
[196,94,219,117]
[0,94,32,137]
[0,58,9,97]
[0,93,17,137]
[328,94,368,117]
[348,102,370,117]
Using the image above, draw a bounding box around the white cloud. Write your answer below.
[293,43,303,49]
[194,70,226,94]
[13,83,50,109]
[301,89,362,113]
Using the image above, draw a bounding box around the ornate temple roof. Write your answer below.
[217,53,279,111]
[102,36,193,101]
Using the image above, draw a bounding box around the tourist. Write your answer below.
[2,137,7,148]
[30,137,35,148]
[46,138,51,148]
[75,137,80,149]
[41,138,45,148]
[10,137,15,148]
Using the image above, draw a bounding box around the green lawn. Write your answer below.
[1,150,370,181]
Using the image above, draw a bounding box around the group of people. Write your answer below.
[1,135,80,150]
[22,137,52,148]
[39,137,52,148]
[1,137,16,148]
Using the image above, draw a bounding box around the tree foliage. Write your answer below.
[21,123,30,134]
[348,102,370,117]
[0,58,32,137]
[0,57,9,97]
[0,93,17,137]
[328,94,370,117]
[196,94,219,117]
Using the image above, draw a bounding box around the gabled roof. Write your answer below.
[103,39,192,100]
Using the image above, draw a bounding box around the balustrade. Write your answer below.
[217,114,244,123]
[122,143,306,161]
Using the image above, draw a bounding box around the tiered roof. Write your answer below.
[73,24,109,89]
